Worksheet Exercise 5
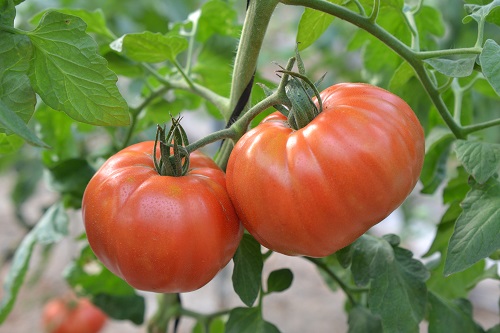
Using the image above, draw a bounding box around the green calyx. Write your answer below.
[154,117,190,177]
[261,48,325,131]
[280,69,324,130]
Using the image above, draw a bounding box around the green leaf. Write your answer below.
[266,269,293,294]
[314,255,353,293]
[0,32,36,133]
[0,133,24,154]
[428,255,496,299]
[34,103,80,165]
[445,178,500,275]
[208,318,226,333]
[420,128,455,194]
[348,5,409,76]
[442,167,471,204]
[455,139,500,184]
[336,244,354,269]
[226,307,280,333]
[44,158,95,208]
[347,306,383,333]
[351,235,429,333]
[193,35,237,118]
[388,62,431,129]
[423,56,477,78]
[232,234,263,307]
[424,203,462,259]
[104,52,144,78]
[0,0,15,26]
[27,11,130,126]
[193,318,226,333]
[464,0,500,24]
[0,202,68,323]
[0,100,49,148]
[296,7,334,51]
[488,324,500,333]
[427,292,483,333]
[415,6,445,49]
[30,8,115,40]
[92,293,145,325]
[110,31,188,63]
[11,157,43,207]
[64,245,146,324]
[64,245,137,297]
[480,39,500,96]
[196,0,239,42]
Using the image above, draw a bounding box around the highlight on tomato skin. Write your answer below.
[81,141,243,293]
[41,297,107,333]
[226,83,425,258]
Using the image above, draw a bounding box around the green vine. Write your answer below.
[278,0,500,140]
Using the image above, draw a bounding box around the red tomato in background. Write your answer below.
[226,83,425,257]
[82,142,243,292]
[42,297,107,333]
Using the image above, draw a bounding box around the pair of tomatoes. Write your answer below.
[82,83,424,293]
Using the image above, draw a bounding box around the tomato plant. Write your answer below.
[42,297,107,333]
[1,0,500,332]
[227,83,425,257]
[82,140,243,293]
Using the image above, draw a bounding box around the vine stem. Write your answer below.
[0,24,23,34]
[184,9,201,76]
[415,47,482,59]
[215,0,279,168]
[228,0,279,115]
[368,0,380,23]
[279,0,466,139]
[463,119,500,136]
[304,257,359,306]
[147,293,231,333]
[141,63,229,114]
[187,90,285,153]
[402,3,420,51]
[474,16,486,48]
[186,128,237,153]
[451,79,463,123]
[120,86,170,149]
[147,294,180,333]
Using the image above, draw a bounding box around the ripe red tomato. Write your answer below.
[82,141,243,292]
[42,297,107,333]
[226,83,425,257]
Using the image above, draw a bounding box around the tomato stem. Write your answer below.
[305,257,359,306]
[278,69,323,130]
[154,119,190,177]
[142,63,230,116]
[147,293,181,333]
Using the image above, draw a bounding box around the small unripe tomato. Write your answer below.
[42,297,107,333]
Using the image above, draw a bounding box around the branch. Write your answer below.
[142,64,230,115]
[228,0,280,115]
[415,47,482,60]
[279,0,466,139]
[121,86,170,149]
[305,257,359,306]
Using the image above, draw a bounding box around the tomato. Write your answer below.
[42,297,107,333]
[82,141,243,292]
[226,83,425,257]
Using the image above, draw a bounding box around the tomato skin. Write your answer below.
[82,141,243,292]
[226,83,425,257]
[42,297,107,333]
